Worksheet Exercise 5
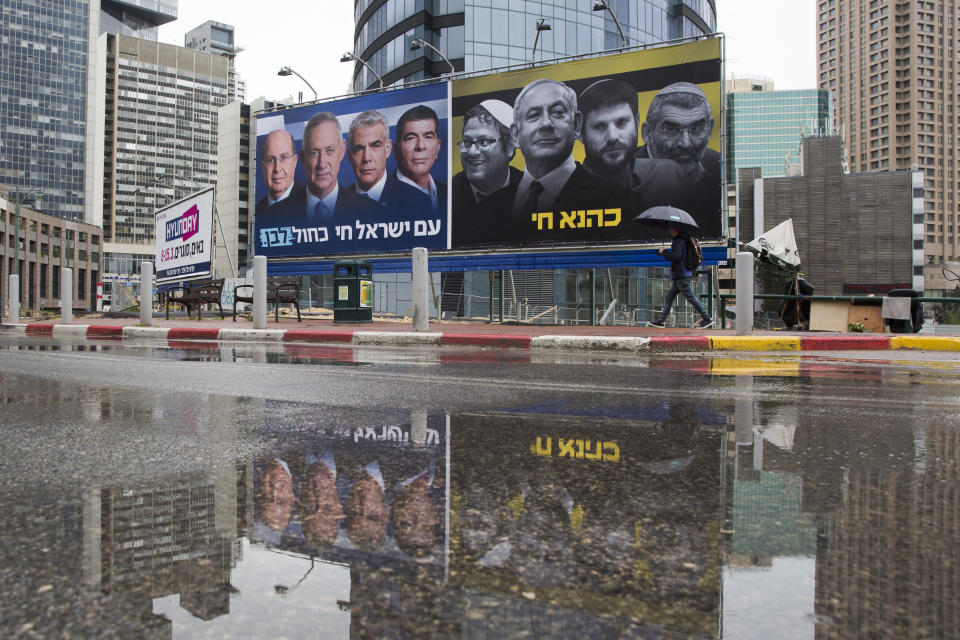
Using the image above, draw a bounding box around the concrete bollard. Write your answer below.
[139,262,152,326]
[410,409,428,444]
[253,255,267,329]
[412,247,429,332]
[62,267,73,324]
[735,251,754,335]
[7,274,19,324]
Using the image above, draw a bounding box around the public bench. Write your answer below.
[164,278,224,320]
[232,277,302,322]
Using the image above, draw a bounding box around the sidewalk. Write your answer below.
[3,313,959,352]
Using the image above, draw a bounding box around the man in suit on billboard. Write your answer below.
[635,82,721,228]
[510,79,634,244]
[347,110,430,216]
[394,104,446,214]
[451,99,522,247]
[270,112,377,227]
[255,129,303,219]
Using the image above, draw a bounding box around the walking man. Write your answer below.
[647,226,713,328]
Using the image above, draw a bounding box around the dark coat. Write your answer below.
[451,166,523,248]
[255,182,305,221]
[348,173,432,217]
[509,164,640,246]
[634,146,722,238]
[660,232,693,280]
[277,183,380,225]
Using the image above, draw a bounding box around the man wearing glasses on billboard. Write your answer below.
[510,79,633,244]
[347,110,430,217]
[635,82,720,226]
[451,99,522,247]
[255,129,303,219]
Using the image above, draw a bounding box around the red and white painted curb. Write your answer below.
[3,322,960,352]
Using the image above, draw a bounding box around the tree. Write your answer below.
[932,284,960,324]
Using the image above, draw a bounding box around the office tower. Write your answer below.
[99,34,228,301]
[185,20,245,102]
[0,0,176,223]
[350,0,717,90]
[726,81,834,182]
[818,0,958,292]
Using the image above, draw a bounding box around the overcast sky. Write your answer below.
[157,0,817,102]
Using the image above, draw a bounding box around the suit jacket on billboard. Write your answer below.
[509,164,640,246]
[451,166,523,248]
[275,183,380,225]
[633,146,721,238]
[255,182,305,220]
[348,173,432,218]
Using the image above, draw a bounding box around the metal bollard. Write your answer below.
[412,247,429,332]
[7,274,19,324]
[139,262,152,326]
[62,267,73,324]
[253,255,267,329]
[736,251,754,335]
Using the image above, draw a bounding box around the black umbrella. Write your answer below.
[634,205,699,232]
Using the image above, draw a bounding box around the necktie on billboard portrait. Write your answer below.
[314,200,331,221]
[523,181,544,215]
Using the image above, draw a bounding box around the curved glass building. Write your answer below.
[351,0,717,91]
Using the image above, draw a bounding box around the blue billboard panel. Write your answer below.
[255,83,448,258]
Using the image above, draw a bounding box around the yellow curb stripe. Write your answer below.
[709,336,802,351]
[709,358,801,376]
[890,336,960,351]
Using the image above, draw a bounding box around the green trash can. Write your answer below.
[333,260,373,323]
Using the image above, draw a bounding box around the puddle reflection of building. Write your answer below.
[730,376,960,637]
[82,462,250,621]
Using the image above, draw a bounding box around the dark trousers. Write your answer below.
[656,276,710,323]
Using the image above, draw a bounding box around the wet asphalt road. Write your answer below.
[0,336,958,639]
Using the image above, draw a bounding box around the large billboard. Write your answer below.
[254,83,448,259]
[450,38,722,249]
[155,188,215,283]
[253,38,722,261]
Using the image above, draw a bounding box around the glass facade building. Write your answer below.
[351,0,717,91]
[726,87,833,183]
[0,0,175,224]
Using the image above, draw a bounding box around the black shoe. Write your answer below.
[694,317,714,329]
[646,320,665,328]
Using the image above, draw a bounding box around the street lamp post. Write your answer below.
[592,0,628,48]
[341,52,384,89]
[277,66,318,102]
[410,38,456,75]
[532,19,551,63]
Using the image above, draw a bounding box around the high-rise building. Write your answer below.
[818,0,958,292]
[99,34,228,304]
[185,20,245,102]
[350,0,717,91]
[0,0,176,224]
[726,81,833,183]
